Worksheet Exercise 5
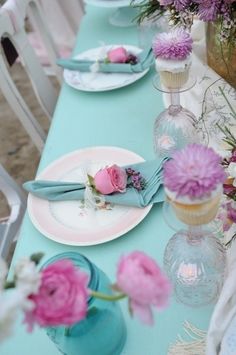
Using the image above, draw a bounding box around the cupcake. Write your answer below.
[163,144,226,225]
[152,28,193,89]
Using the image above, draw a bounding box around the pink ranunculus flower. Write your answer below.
[94,165,127,195]
[24,260,89,330]
[116,251,171,325]
[107,47,128,63]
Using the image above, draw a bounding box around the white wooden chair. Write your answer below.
[0,0,60,152]
[0,164,26,260]
[37,0,85,65]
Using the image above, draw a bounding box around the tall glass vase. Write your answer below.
[163,224,226,306]
[162,198,226,307]
[206,20,236,89]
[43,252,127,355]
[153,76,201,158]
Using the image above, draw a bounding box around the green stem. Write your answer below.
[64,327,70,337]
[90,290,126,302]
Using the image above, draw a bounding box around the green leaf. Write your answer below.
[64,327,70,337]
[225,233,236,248]
[87,306,98,318]
[30,252,44,265]
[87,174,95,188]
[4,280,15,289]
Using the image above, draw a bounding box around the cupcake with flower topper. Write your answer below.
[152,28,193,89]
[163,144,226,225]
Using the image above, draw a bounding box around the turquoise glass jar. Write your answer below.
[42,252,127,355]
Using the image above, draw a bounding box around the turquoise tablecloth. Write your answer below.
[1,6,213,355]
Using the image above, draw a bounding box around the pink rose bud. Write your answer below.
[94,165,127,195]
[116,251,171,325]
[107,47,128,63]
[24,260,89,330]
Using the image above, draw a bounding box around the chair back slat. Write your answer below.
[0,165,26,259]
[0,52,46,152]
[0,0,61,151]
[26,0,62,83]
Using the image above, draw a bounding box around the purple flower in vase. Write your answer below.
[227,202,236,223]
[223,183,236,196]
[163,144,226,199]
[173,0,192,11]
[152,28,193,60]
[159,0,191,10]
[229,149,236,163]
[194,0,221,21]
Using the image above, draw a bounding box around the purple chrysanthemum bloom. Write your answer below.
[152,28,193,60]
[194,0,221,21]
[173,0,191,11]
[163,144,226,199]
[159,0,191,10]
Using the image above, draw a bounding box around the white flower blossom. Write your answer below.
[90,61,100,74]
[0,289,34,343]
[14,258,41,296]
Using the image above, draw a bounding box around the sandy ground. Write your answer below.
[0,62,59,218]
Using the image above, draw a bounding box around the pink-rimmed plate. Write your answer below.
[27,146,152,246]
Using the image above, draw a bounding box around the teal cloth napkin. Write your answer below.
[57,47,154,73]
[23,158,168,208]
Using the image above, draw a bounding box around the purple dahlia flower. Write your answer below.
[163,144,226,199]
[152,28,193,60]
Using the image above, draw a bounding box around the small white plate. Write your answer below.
[63,45,149,92]
[27,146,152,246]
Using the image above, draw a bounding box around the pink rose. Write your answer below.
[24,260,89,329]
[107,47,128,63]
[116,251,171,325]
[94,165,127,195]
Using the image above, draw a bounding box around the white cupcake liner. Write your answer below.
[159,69,189,89]
[169,193,222,226]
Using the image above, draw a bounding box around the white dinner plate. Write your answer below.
[63,45,149,92]
[28,146,152,246]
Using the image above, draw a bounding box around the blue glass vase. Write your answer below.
[43,252,127,355]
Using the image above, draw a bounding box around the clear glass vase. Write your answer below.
[163,203,226,307]
[153,75,201,158]
[164,226,226,307]
[43,252,127,355]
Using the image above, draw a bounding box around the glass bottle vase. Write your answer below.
[153,91,200,157]
[43,252,127,355]
[163,225,226,307]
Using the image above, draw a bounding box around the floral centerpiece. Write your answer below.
[135,0,236,87]
[0,251,171,353]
